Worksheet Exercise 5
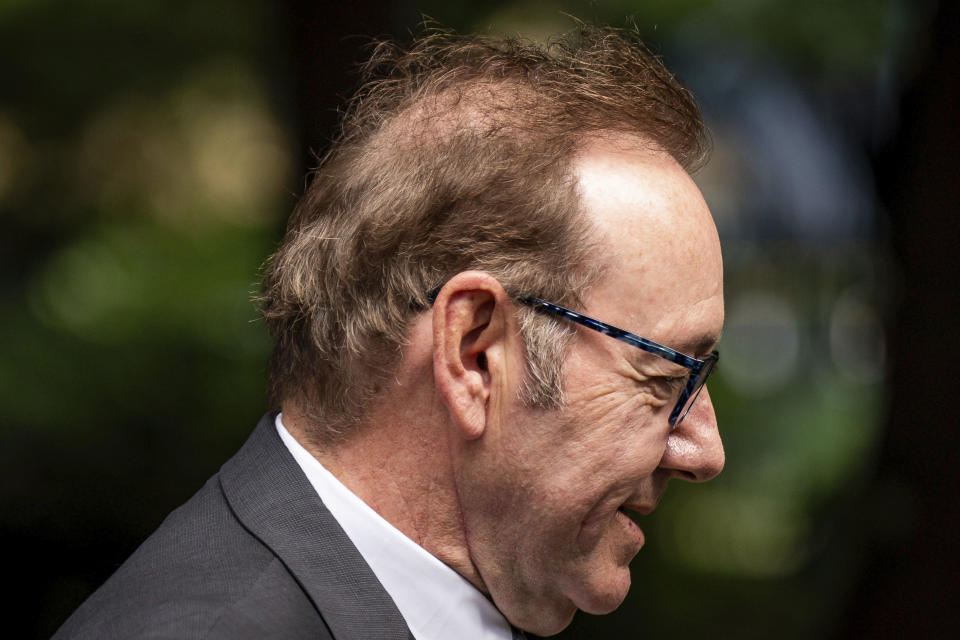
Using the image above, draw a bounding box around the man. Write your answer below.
[54,23,724,639]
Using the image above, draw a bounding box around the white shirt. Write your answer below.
[275,414,515,640]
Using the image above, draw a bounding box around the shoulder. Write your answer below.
[52,473,332,640]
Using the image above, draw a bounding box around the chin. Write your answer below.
[508,579,629,637]
[572,569,632,616]
[519,608,578,638]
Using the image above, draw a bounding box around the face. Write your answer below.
[456,141,726,635]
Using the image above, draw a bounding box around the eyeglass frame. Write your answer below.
[520,297,718,428]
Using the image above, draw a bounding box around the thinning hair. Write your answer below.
[259,23,708,440]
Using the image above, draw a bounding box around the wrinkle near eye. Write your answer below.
[607,360,672,405]
[575,383,633,405]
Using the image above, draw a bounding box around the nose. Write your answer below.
[660,388,724,482]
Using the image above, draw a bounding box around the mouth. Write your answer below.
[578,499,651,550]
[619,503,653,518]
[615,504,650,546]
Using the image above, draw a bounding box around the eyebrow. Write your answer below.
[678,333,722,359]
[623,333,718,374]
[626,328,720,362]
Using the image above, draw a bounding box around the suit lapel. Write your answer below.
[220,413,413,640]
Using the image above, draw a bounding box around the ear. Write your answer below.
[432,271,519,440]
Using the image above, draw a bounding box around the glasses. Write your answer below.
[521,297,718,428]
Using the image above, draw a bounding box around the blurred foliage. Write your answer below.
[1,0,924,638]
[422,0,908,73]
[0,1,293,635]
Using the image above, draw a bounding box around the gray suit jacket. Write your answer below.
[53,413,414,639]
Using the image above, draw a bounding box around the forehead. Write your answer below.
[573,139,724,351]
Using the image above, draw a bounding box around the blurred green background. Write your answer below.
[3,1,957,638]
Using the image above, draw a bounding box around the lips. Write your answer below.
[619,503,653,517]
[615,507,646,547]
[579,497,656,551]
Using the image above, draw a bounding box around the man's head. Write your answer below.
[259,24,709,439]
[433,139,724,633]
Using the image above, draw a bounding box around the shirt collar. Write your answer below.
[276,414,514,640]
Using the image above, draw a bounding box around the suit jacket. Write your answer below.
[52,413,413,639]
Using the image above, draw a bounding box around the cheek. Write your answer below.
[563,388,668,470]
[457,387,668,623]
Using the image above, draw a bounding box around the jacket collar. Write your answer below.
[219,413,413,640]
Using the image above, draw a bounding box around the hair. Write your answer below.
[259,22,708,441]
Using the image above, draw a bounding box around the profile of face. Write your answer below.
[456,141,726,635]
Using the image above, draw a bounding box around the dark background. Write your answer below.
[2,0,957,637]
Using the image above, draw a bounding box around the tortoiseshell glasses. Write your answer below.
[522,297,718,428]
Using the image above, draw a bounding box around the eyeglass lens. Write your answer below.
[671,356,717,427]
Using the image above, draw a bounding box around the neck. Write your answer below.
[281,350,487,596]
